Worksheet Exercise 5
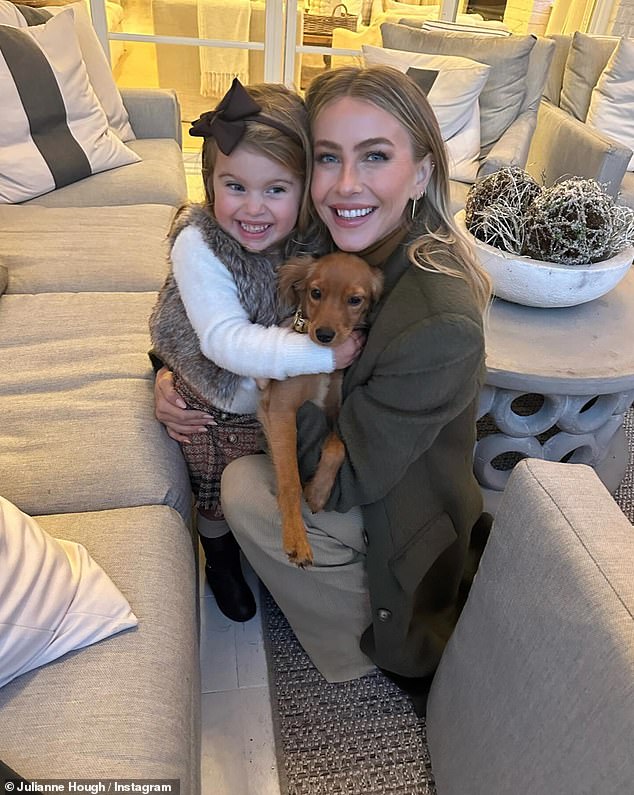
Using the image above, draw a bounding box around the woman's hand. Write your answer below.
[333,330,366,370]
[154,367,216,443]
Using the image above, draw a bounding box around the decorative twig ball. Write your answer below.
[523,178,619,265]
[465,167,542,254]
[464,169,634,267]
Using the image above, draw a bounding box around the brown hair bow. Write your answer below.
[189,77,300,155]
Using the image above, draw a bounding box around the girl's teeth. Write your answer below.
[241,223,269,233]
[336,208,373,218]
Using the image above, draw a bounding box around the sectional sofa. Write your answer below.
[0,88,200,792]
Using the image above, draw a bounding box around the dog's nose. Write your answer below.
[315,327,336,344]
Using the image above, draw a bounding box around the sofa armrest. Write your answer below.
[527,100,631,196]
[121,88,182,147]
[426,458,634,794]
[477,109,537,179]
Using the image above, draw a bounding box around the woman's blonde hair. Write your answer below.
[305,65,491,311]
[201,83,315,236]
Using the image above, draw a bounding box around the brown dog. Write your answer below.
[257,252,383,567]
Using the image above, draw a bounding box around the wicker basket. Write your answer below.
[304,4,358,35]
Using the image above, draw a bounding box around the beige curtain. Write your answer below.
[546,0,597,34]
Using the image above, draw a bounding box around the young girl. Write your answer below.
[149,79,361,622]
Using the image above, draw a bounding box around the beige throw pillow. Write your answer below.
[362,45,490,182]
[0,10,140,204]
[0,495,138,689]
[586,38,634,171]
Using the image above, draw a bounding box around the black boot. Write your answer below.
[200,532,256,622]
[380,668,435,719]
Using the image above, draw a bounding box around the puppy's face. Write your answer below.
[279,253,383,347]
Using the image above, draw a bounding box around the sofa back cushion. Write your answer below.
[380,23,536,153]
[521,35,555,113]
[542,33,571,105]
[559,31,619,120]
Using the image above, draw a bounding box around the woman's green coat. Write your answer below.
[296,235,486,677]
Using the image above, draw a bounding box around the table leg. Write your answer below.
[474,385,634,502]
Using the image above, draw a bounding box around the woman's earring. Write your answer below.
[410,192,423,220]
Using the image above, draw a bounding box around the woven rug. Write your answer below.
[262,407,634,795]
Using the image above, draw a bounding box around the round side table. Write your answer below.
[476,264,634,512]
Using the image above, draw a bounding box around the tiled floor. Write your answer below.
[198,548,282,795]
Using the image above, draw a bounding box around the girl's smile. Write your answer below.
[212,145,302,252]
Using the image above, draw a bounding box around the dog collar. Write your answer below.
[292,309,309,334]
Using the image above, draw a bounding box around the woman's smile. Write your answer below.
[331,206,376,222]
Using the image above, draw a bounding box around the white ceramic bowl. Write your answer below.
[455,210,634,308]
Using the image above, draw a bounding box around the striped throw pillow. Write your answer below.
[0,0,135,141]
[419,19,511,36]
[0,9,140,204]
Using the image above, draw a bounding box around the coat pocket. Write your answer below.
[388,512,458,593]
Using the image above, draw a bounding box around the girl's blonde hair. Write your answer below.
[305,65,491,311]
[201,83,315,237]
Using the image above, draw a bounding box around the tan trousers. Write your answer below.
[221,454,375,683]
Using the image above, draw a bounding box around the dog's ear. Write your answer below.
[277,256,316,308]
[368,267,384,303]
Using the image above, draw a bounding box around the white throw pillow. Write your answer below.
[0,0,135,141]
[362,45,490,183]
[0,495,138,689]
[0,10,141,204]
[586,37,634,172]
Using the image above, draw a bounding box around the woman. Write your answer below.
[156,65,491,715]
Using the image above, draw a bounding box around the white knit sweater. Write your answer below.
[171,225,334,414]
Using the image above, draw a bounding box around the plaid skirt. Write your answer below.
[174,374,264,519]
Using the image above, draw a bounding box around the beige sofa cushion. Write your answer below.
[0,205,175,293]
[23,139,188,208]
[559,31,618,121]
[0,292,191,520]
[427,459,634,794]
[586,37,634,171]
[543,33,572,105]
[0,504,199,792]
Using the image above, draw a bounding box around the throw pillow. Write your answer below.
[586,38,634,172]
[0,495,138,689]
[418,18,511,36]
[362,45,490,182]
[0,10,140,204]
[559,31,619,121]
[0,0,135,141]
[380,23,537,154]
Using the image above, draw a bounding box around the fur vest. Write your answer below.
[149,203,284,406]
